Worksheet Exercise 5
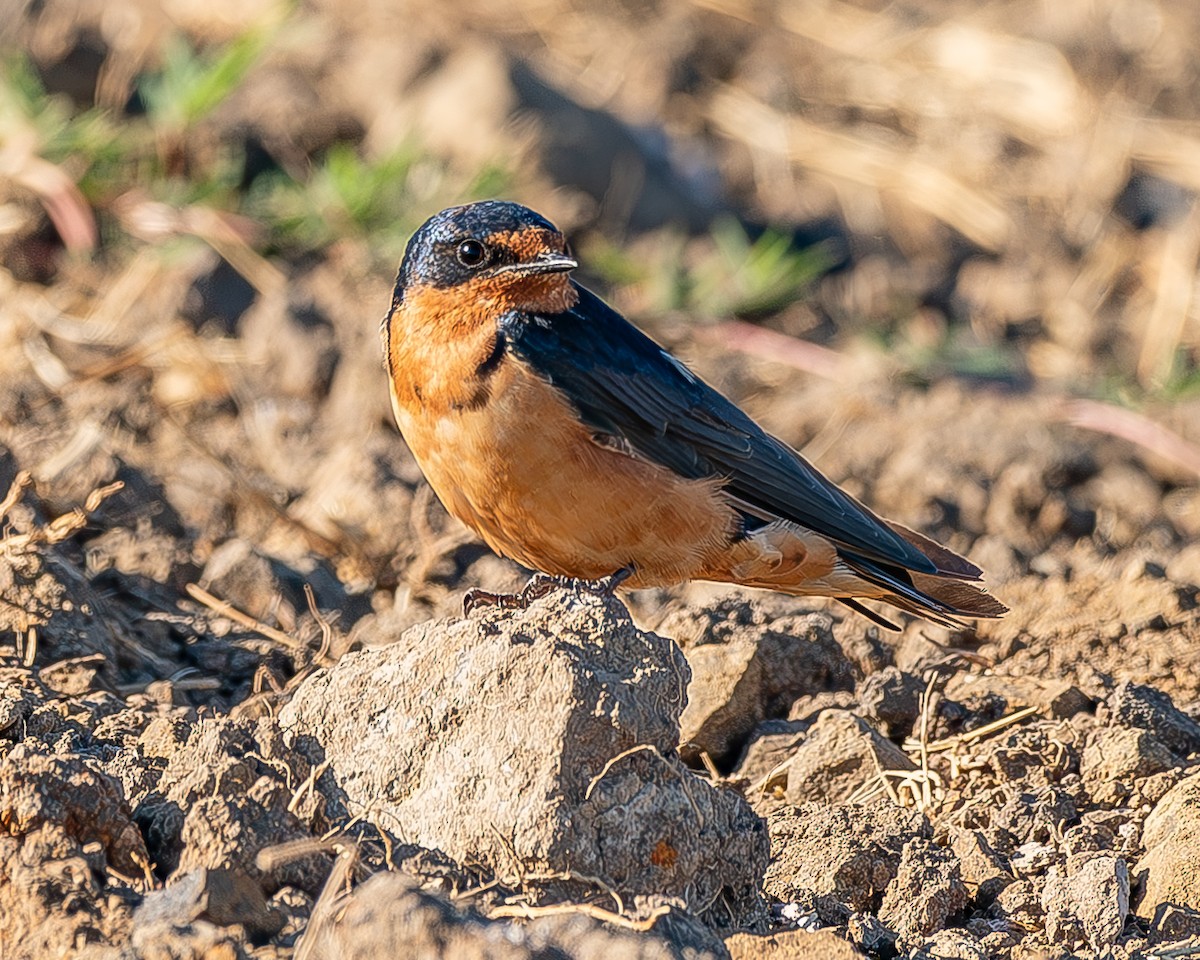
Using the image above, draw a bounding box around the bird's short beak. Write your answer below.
[498,252,579,277]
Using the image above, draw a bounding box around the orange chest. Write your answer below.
[387,349,736,583]
[388,351,597,504]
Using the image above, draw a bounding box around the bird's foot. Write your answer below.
[586,565,635,596]
[462,567,634,616]
[536,566,635,602]
[461,574,565,616]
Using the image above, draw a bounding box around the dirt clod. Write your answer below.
[1041,853,1130,951]
[0,744,144,957]
[878,838,968,944]
[654,596,852,767]
[280,591,768,928]
[945,828,1010,905]
[725,927,865,959]
[914,928,990,960]
[856,667,924,740]
[133,867,284,939]
[0,743,148,875]
[303,870,723,960]
[1080,726,1178,805]
[783,711,915,805]
[1106,681,1200,757]
[1136,768,1200,922]
[764,802,928,917]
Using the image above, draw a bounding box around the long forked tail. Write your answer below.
[838,521,1008,630]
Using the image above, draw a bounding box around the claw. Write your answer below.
[462,587,493,616]
[517,572,568,606]
[593,565,634,595]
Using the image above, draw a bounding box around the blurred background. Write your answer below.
[1,0,1199,665]
[6,0,1200,387]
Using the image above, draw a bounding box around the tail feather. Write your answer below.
[836,597,902,632]
[840,550,1008,629]
[910,571,1009,618]
[884,520,983,580]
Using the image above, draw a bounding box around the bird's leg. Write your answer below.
[556,565,636,601]
[517,572,574,605]
[462,567,635,616]
[526,566,635,602]
[585,565,636,596]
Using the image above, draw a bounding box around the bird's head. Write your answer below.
[394,201,579,315]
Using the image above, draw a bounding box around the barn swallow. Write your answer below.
[382,201,1006,629]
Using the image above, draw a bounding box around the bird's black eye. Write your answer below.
[456,239,488,268]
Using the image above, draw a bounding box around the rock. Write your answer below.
[37,654,105,696]
[1010,840,1059,874]
[133,867,284,939]
[0,671,49,739]
[305,870,725,959]
[279,592,768,926]
[1080,726,1178,805]
[980,724,1079,787]
[1136,768,1200,920]
[120,914,250,960]
[725,928,865,959]
[0,743,147,874]
[1061,808,1139,858]
[174,779,329,893]
[0,744,144,957]
[786,691,857,724]
[1045,684,1093,720]
[1146,903,1200,944]
[912,928,989,960]
[1143,769,1200,851]
[878,838,968,943]
[136,716,328,890]
[764,802,928,915]
[154,717,263,809]
[1139,770,1186,806]
[832,621,894,678]
[946,828,1010,904]
[845,913,897,956]
[856,667,924,739]
[653,596,852,766]
[991,785,1076,847]
[1106,681,1200,757]
[733,720,808,794]
[988,879,1043,930]
[267,886,314,950]
[1041,853,1129,950]
[137,715,192,760]
[940,673,1091,720]
[783,711,916,804]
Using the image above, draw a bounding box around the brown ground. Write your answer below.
[2,1,1200,958]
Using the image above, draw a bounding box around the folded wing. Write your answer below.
[499,285,968,579]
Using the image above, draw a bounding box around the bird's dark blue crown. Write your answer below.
[396,201,561,294]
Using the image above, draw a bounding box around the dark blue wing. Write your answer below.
[498,284,939,574]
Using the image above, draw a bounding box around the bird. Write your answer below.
[381,200,1006,630]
